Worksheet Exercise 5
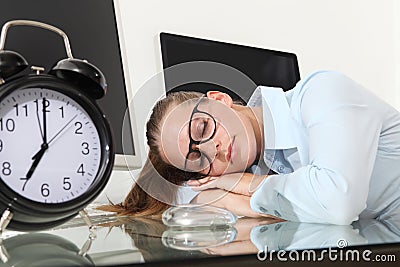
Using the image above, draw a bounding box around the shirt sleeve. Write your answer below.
[250,71,382,225]
[175,185,201,205]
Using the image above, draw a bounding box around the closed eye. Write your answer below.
[201,120,208,137]
[193,118,209,140]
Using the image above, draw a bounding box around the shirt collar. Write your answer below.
[248,86,297,149]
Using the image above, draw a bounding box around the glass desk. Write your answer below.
[0,206,399,266]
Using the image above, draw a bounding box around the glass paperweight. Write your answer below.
[162,205,238,227]
[162,226,237,250]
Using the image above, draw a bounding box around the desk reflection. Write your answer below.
[250,218,400,252]
[0,233,94,267]
[113,217,208,262]
[0,215,399,266]
[108,216,400,259]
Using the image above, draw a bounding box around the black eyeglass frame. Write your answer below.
[183,96,217,179]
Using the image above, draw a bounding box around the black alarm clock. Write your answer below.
[0,20,114,231]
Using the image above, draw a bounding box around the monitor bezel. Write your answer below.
[112,0,142,170]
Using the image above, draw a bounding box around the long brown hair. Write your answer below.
[98,91,203,216]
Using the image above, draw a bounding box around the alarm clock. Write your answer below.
[0,20,114,231]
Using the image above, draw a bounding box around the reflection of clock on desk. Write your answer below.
[0,20,114,231]
[0,233,94,266]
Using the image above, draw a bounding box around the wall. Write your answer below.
[105,0,400,203]
[115,0,399,172]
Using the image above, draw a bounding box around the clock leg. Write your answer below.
[78,209,97,257]
[78,230,97,257]
[0,209,13,235]
[0,238,10,263]
[0,209,12,262]
[79,209,96,232]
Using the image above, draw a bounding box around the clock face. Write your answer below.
[0,87,102,203]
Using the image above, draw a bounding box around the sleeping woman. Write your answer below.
[100,70,400,225]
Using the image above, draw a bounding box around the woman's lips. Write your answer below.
[227,136,236,163]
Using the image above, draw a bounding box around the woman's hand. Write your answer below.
[187,172,267,196]
[201,217,274,256]
[191,189,265,218]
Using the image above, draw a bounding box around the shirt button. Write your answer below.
[278,165,285,172]
[274,210,282,217]
[260,206,268,213]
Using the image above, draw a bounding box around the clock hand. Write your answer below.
[42,98,48,143]
[24,113,76,181]
[25,143,49,179]
[47,114,78,145]
[36,99,44,141]
[25,97,50,181]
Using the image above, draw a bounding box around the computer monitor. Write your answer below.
[160,32,301,103]
[0,0,141,169]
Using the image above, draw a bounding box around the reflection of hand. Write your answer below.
[187,172,267,196]
[201,218,278,256]
[203,239,258,256]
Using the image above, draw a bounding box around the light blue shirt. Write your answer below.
[250,70,400,225]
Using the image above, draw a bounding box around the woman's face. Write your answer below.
[160,92,257,176]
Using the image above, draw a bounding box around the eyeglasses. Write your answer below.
[184,96,217,179]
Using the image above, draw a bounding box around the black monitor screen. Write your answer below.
[160,32,301,103]
[0,0,135,157]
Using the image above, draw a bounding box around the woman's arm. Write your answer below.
[191,188,267,218]
[187,172,266,196]
[191,71,382,225]
[251,71,382,224]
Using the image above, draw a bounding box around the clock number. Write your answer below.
[14,103,29,117]
[0,118,15,132]
[77,164,85,176]
[75,122,83,134]
[81,142,90,155]
[41,183,50,197]
[34,98,50,112]
[0,139,3,152]
[63,177,72,190]
[2,162,11,176]
[59,106,64,118]
[20,177,28,191]
[34,99,39,112]
[22,104,28,116]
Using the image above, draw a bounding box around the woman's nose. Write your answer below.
[192,139,219,161]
